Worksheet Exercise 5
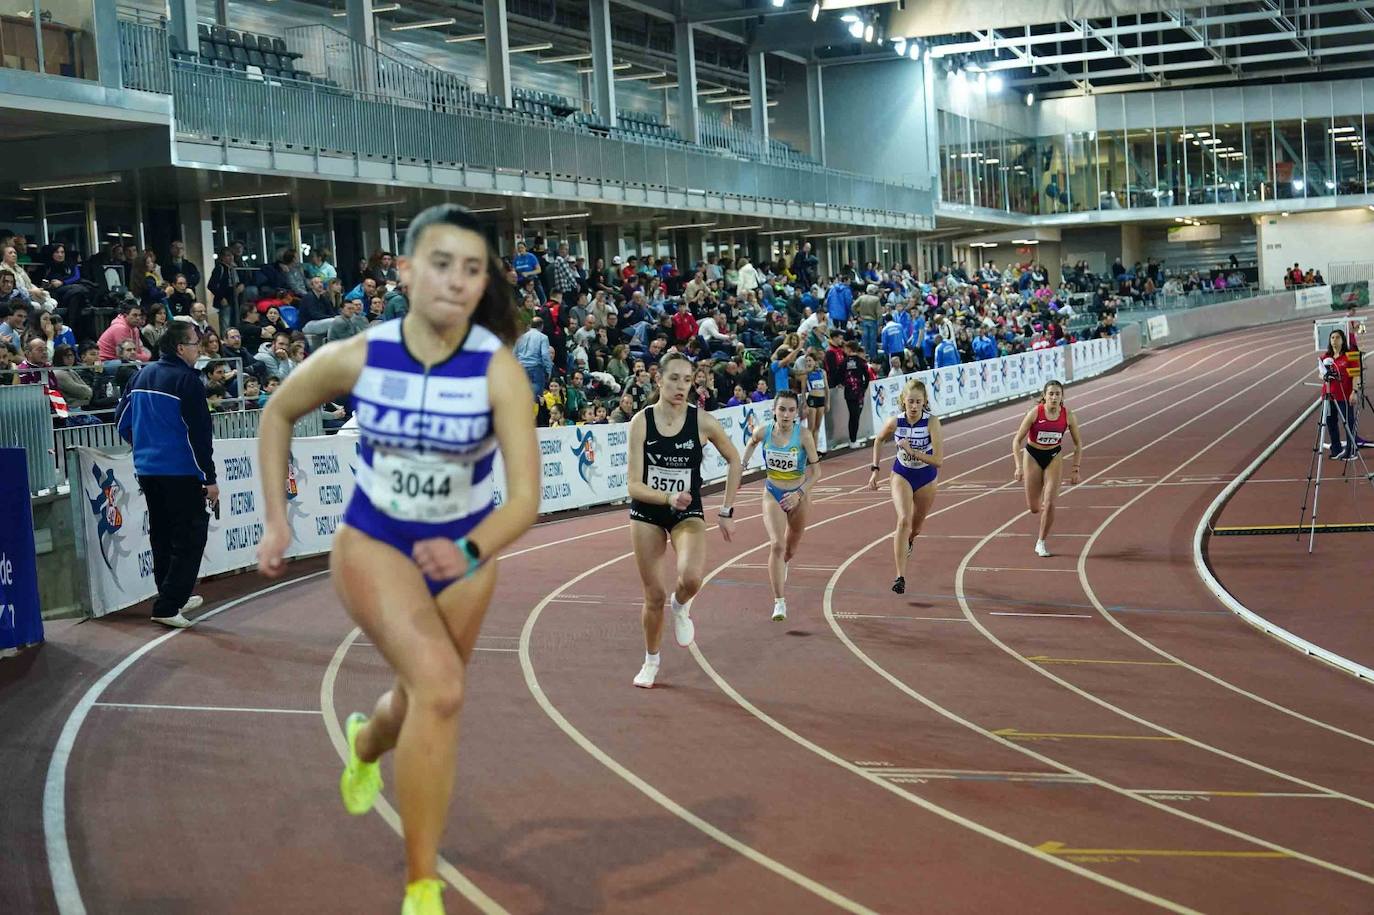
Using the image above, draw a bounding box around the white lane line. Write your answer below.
[946,362,1374,878]
[988,612,1094,619]
[968,567,1078,573]
[475,647,519,653]
[321,628,508,914]
[44,570,330,915]
[811,350,1374,889]
[1192,401,1374,687]
[836,614,970,622]
[93,702,322,715]
[1130,789,1340,799]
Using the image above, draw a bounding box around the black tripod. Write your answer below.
[1298,391,1374,553]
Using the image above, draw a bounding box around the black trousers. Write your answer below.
[1325,398,1357,457]
[845,395,863,443]
[138,475,210,618]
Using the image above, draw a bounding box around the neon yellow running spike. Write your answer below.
[401,878,445,915]
[340,712,382,815]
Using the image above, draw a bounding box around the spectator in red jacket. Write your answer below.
[671,299,698,345]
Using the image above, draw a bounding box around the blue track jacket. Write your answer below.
[116,354,216,483]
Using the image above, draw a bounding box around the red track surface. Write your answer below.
[1207,391,1374,672]
[6,320,1374,915]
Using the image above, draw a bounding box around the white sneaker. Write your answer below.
[1034,540,1052,558]
[771,599,788,622]
[670,596,697,645]
[181,595,204,613]
[633,661,659,688]
[152,613,193,629]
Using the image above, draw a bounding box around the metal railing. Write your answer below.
[283,23,479,114]
[167,61,931,219]
[119,17,171,94]
[2,361,326,495]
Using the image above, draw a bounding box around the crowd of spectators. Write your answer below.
[13,229,1262,438]
[502,236,1127,432]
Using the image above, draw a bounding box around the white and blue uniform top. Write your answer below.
[893,412,934,469]
[343,319,501,555]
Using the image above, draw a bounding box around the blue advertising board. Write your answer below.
[0,448,43,652]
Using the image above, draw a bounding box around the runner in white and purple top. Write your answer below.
[344,318,502,594]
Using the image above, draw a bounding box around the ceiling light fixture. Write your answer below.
[697,86,730,95]
[758,226,811,235]
[204,190,291,203]
[988,74,1003,93]
[578,62,632,73]
[864,22,875,42]
[909,42,921,61]
[810,1,819,19]
[509,42,554,54]
[658,222,717,230]
[537,51,592,63]
[709,225,764,232]
[444,33,485,42]
[21,175,123,191]
[522,211,591,222]
[333,2,398,14]
[390,17,455,31]
[615,70,669,81]
[771,0,785,7]
[1024,91,1034,106]
[848,20,864,38]
[894,38,906,56]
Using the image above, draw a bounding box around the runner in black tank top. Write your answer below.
[629,404,705,527]
[626,353,743,689]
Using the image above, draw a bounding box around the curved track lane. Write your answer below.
[41,321,1374,914]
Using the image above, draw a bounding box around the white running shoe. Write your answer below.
[152,613,193,629]
[671,598,695,647]
[771,599,788,622]
[633,661,659,688]
[1034,540,1052,558]
[181,595,204,613]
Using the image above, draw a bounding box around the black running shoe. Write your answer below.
[892,576,905,594]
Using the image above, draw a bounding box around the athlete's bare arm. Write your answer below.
[257,335,366,577]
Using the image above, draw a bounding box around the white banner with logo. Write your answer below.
[77,401,824,616]
[74,434,361,617]
[1146,314,1170,342]
[1295,285,1331,312]
[1068,334,1124,381]
[864,347,1067,432]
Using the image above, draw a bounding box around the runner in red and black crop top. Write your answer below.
[1011,379,1082,558]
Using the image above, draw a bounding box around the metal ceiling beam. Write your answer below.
[1032,56,1374,96]
[679,1,803,23]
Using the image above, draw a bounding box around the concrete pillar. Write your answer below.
[674,21,699,145]
[589,0,616,123]
[169,0,197,59]
[1120,224,1143,269]
[345,0,376,94]
[93,0,120,90]
[748,52,768,146]
[805,62,825,165]
[214,0,229,25]
[484,0,512,107]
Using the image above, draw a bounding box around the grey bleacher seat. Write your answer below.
[198,23,211,38]
[242,33,257,50]
[271,38,302,62]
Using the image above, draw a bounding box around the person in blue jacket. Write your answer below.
[825,279,853,327]
[880,310,907,364]
[116,320,217,628]
[933,333,962,368]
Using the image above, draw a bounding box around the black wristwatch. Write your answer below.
[458,537,481,562]
[718,506,735,518]
[870,463,879,471]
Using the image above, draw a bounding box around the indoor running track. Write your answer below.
[16,319,1374,915]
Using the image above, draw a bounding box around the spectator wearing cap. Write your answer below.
[115,320,216,628]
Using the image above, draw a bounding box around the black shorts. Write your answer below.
[1025,443,1061,471]
[806,395,827,409]
[629,499,704,531]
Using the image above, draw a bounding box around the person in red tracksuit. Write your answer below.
[1322,328,1359,461]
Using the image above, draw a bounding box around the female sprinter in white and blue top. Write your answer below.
[255,204,539,915]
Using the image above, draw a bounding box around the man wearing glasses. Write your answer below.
[116,320,218,628]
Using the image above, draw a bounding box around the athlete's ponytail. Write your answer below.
[1037,379,1065,404]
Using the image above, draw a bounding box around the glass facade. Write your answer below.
[937,80,1374,215]
[0,0,97,79]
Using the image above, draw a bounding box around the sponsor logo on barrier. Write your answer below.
[739,405,760,449]
[572,428,598,486]
[0,552,14,631]
[85,463,129,576]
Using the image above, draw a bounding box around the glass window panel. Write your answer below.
[1273,118,1304,198]
[1245,120,1273,202]
[1042,135,1069,214]
[0,1,95,79]
[1126,127,1158,207]
[1210,122,1244,203]
[44,199,88,260]
[1156,128,1181,208]
[1331,114,1363,195]
[1304,116,1334,197]
[1098,128,1127,211]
